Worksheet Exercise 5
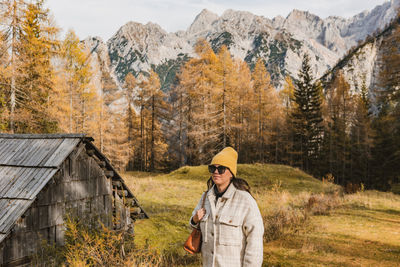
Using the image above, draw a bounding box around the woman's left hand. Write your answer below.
[193,208,205,223]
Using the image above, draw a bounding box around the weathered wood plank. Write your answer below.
[0,233,6,243]
[0,167,19,197]
[2,167,36,198]
[8,139,43,166]
[37,139,64,167]
[0,199,33,234]
[26,169,58,200]
[12,139,47,166]
[43,139,81,167]
[0,139,28,165]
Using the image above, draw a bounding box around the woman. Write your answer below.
[190,147,264,267]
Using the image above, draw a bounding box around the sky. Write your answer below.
[46,0,389,41]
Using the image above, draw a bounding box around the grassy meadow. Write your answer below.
[124,164,400,266]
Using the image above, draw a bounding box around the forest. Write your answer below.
[0,0,399,191]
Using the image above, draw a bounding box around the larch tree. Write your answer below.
[143,70,169,171]
[15,0,59,133]
[0,31,9,131]
[124,72,138,171]
[232,60,252,161]
[251,58,279,162]
[134,73,151,171]
[0,0,26,133]
[57,29,97,134]
[349,82,373,187]
[279,75,296,165]
[178,39,220,165]
[372,15,400,189]
[323,71,354,184]
[214,45,237,148]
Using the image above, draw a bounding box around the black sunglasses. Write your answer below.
[208,165,227,174]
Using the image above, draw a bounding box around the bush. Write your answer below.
[33,214,163,267]
[305,192,341,215]
[263,191,342,242]
[263,205,308,242]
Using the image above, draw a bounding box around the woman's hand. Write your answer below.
[193,208,205,224]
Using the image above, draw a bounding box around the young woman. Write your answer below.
[190,147,264,267]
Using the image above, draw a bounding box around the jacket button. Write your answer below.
[216,215,218,219]
[229,220,232,223]
[211,232,214,236]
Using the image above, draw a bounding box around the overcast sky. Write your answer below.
[46,0,389,41]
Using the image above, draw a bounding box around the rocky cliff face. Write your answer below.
[84,0,399,92]
[322,12,399,102]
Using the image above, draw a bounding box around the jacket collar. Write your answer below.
[207,182,236,199]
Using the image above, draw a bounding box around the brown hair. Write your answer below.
[207,176,252,195]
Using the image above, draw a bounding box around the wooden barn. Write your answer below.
[0,134,148,266]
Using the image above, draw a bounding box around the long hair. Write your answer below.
[207,176,252,195]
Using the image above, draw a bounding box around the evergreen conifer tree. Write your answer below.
[290,53,324,173]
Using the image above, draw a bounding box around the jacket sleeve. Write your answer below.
[242,196,264,267]
[189,192,206,229]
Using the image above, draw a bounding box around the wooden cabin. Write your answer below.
[0,134,147,266]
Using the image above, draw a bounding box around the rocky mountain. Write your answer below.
[84,0,399,92]
[322,13,400,99]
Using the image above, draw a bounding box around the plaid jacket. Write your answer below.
[190,183,264,267]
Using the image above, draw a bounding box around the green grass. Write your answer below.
[123,164,400,266]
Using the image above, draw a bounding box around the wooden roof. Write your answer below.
[0,134,147,244]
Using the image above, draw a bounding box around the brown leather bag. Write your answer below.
[184,191,207,254]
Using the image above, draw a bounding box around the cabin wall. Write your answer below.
[0,143,131,266]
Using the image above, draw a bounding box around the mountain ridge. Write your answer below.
[84,0,399,94]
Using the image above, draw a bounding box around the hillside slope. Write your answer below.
[124,164,400,266]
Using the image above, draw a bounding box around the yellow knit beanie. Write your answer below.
[210,147,238,177]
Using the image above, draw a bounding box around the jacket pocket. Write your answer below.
[218,216,242,246]
[200,213,209,243]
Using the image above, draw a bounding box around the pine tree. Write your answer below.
[290,53,324,173]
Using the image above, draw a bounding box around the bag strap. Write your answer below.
[201,190,208,209]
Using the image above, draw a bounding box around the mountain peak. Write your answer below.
[187,9,219,35]
[286,9,322,21]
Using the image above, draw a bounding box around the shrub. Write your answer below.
[263,190,343,242]
[33,214,163,267]
[305,192,341,215]
[263,205,308,242]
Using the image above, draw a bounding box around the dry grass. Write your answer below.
[36,164,400,266]
[33,213,164,267]
[125,164,400,266]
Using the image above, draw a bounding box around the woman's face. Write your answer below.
[211,164,232,190]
